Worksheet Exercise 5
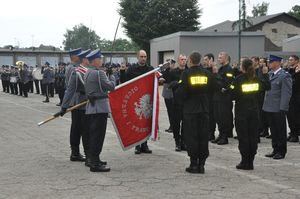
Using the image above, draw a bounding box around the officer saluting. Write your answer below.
[175,51,216,174]
[84,49,115,172]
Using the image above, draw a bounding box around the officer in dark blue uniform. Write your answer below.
[231,58,270,170]
[176,51,216,174]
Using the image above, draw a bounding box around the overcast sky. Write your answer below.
[0,0,298,48]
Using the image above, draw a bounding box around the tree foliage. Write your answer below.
[251,2,269,17]
[62,24,138,51]
[288,5,300,20]
[119,0,201,52]
[63,24,101,50]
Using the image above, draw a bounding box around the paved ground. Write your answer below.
[0,87,300,199]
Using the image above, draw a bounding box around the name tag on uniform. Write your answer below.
[226,73,233,77]
[241,83,259,92]
[190,76,208,85]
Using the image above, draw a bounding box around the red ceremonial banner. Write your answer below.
[109,72,159,150]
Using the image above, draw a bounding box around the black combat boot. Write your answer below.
[90,156,110,172]
[175,139,181,152]
[236,155,250,170]
[186,157,200,174]
[248,155,254,170]
[43,97,49,103]
[135,145,141,154]
[70,146,86,162]
[198,159,206,174]
[141,142,152,154]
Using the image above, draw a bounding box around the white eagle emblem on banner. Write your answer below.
[134,94,153,120]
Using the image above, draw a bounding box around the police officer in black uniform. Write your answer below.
[211,52,234,145]
[167,54,187,151]
[286,55,300,142]
[231,58,270,170]
[120,50,153,155]
[176,51,216,174]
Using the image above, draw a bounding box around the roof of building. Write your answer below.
[201,12,294,32]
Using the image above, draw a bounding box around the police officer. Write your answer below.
[42,62,52,102]
[18,62,30,97]
[175,51,216,174]
[231,58,270,170]
[212,52,234,145]
[9,66,19,95]
[58,49,91,163]
[84,49,115,172]
[65,48,82,87]
[203,53,217,141]
[55,62,66,106]
[167,54,187,151]
[1,65,10,93]
[264,55,292,160]
[286,55,300,142]
[120,50,153,155]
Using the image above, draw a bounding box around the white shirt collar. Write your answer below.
[273,67,281,75]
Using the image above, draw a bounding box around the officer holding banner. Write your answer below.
[120,50,154,155]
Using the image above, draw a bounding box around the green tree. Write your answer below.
[119,0,201,53]
[63,23,101,50]
[99,39,139,51]
[251,2,269,17]
[288,5,300,20]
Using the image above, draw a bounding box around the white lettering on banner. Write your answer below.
[121,86,139,119]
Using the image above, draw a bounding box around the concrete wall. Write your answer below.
[150,32,265,66]
[0,50,137,66]
[150,33,180,67]
[283,35,300,52]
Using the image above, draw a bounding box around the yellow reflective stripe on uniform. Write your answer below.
[190,76,208,85]
[230,85,235,89]
[178,80,182,84]
[226,73,233,77]
[241,83,259,92]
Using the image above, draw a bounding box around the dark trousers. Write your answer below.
[41,83,46,95]
[70,110,89,154]
[164,98,173,129]
[57,88,65,104]
[208,101,216,139]
[9,83,14,94]
[258,99,269,134]
[49,83,54,97]
[235,109,259,157]
[21,82,28,97]
[88,113,108,157]
[28,81,34,93]
[267,112,287,155]
[287,99,300,136]
[171,105,184,143]
[12,83,18,95]
[3,80,9,92]
[184,113,209,160]
[213,100,233,139]
[34,80,40,94]
[44,83,49,100]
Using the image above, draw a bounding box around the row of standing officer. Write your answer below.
[57,48,115,172]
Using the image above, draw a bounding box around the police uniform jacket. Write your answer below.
[19,69,30,84]
[84,68,116,114]
[41,67,52,84]
[213,64,234,102]
[231,74,270,112]
[263,68,292,112]
[61,68,87,110]
[175,65,216,114]
[65,63,78,87]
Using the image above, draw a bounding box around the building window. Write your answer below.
[271,28,277,33]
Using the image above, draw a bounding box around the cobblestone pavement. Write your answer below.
[0,88,300,199]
